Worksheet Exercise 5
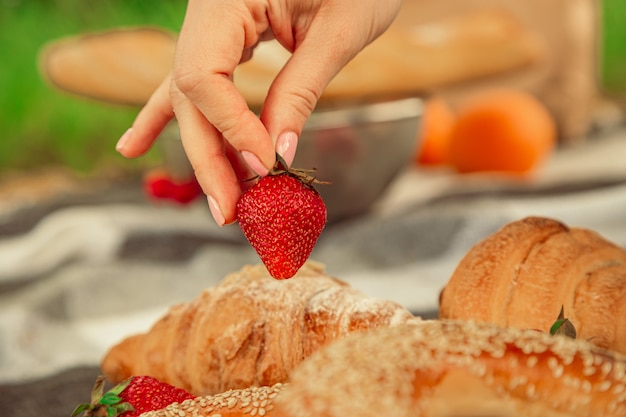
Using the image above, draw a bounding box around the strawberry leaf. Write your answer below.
[99,392,122,406]
[550,319,566,335]
[70,403,93,417]
[112,403,136,415]
[108,377,133,396]
[549,306,577,339]
[91,376,106,404]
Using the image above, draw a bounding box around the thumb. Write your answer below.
[260,36,358,166]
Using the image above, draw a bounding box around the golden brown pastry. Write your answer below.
[276,320,626,417]
[140,383,288,417]
[39,27,176,106]
[237,8,543,109]
[142,320,626,417]
[439,216,626,354]
[101,261,414,396]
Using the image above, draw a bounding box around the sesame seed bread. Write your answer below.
[140,320,626,417]
[101,261,415,396]
[440,216,626,354]
[274,320,626,417]
[140,383,287,417]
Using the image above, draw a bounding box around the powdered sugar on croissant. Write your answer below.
[101,261,414,395]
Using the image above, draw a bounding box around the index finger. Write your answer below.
[172,0,276,171]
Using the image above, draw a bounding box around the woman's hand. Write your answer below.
[115,0,402,225]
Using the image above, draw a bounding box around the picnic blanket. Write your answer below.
[1,129,626,417]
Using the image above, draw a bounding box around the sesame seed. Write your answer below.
[552,364,564,378]
[582,365,596,376]
[508,375,528,390]
[519,341,535,355]
[563,375,581,390]
[598,380,612,392]
[583,354,595,368]
[547,357,559,370]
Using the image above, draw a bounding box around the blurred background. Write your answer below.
[1,0,626,416]
[0,0,183,178]
[1,0,625,209]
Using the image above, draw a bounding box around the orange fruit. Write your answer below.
[448,89,557,174]
[415,96,457,166]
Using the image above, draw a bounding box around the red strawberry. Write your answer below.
[71,375,194,417]
[169,177,203,204]
[236,154,327,279]
[144,175,175,200]
[144,170,202,205]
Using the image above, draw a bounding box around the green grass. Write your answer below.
[600,0,626,96]
[0,0,185,176]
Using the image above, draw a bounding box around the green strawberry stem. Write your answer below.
[549,306,577,339]
[70,376,135,417]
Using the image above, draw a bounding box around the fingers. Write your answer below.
[260,38,345,150]
[173,87,251,225]
[116,75,175,158]
[261,0,403,166]
[171,0,276,174]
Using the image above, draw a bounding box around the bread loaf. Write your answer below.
[439,216,626,354]
[140,383,288,417]
[274,320,626,417]
[141,319,626,417]
[101,261,414,395]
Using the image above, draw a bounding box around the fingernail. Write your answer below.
[276,131,298,167]
[116,128,133,152]
[242,151,269,176]
[207,195,225,227]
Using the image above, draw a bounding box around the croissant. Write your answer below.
[439,216,626,354]
[141,320,626,417]
[101,261,414,396]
